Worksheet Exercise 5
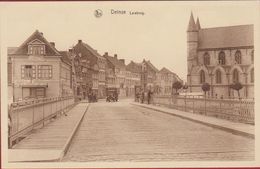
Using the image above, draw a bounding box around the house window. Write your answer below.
[235,50,242,64]
[38,65,52,79]
[21,65,36,79]
[28,45,45,55]
[218,51,226,65]
[203,52,210,65]
[215,70,222,84]
[251,50,254,63]
[200,70,205,84]
[30,87,45,98]
[250,68,254,83]
[233,69,239,83]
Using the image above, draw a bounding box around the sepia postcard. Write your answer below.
[0,1,260,168]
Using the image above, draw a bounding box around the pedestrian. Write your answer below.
[147,90,151,104]
[141,91,144,103]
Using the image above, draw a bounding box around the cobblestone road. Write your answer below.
[63,100,254,162]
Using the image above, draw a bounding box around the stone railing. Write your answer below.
[151,95,254,124]
[8,96,75,147]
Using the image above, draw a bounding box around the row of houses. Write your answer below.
[8,30,181,102]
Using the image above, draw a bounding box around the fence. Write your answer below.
[152,95,254,124]
[8,96,75,147]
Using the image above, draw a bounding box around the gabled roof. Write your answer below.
[79,41,104,60]
[12,30,60,56]
[59,51,72,66]
[145,60,159,72]
[126,61,142,73]
[159,67,173,74]
[105,55,126,70]
[187,12,197,32]
[198,24,254,49]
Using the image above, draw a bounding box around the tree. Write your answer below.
[172,81,183,94]
[230,82,243,99]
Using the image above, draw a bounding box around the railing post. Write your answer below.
[192,96,195,113]
[43,101,45,127]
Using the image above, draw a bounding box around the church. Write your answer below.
[186,13,254,99]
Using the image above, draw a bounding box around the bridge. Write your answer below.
[8,97,254,162]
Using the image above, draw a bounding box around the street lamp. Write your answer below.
[183,83,188,111]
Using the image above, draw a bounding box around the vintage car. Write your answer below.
[106,87,119,102]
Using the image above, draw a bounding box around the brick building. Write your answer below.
[155,67,181,95]
[8,30,73,102]
[187,13,254,99]
[73,40,106,98]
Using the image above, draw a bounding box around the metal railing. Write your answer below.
[8,96,75,147]
[152,95,254,124]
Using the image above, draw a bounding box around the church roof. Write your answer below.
[187,12,197,32]
[198,24,253,49]
[12,30,60,56]
[196,18,201,30]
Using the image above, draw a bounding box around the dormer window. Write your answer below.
[28,39,45,55]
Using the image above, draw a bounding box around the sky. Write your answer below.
[0,1,259,81]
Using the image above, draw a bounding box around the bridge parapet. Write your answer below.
[8,96,75,148]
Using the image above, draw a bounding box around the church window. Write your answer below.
[233,69,239,83]
[250,68,254,83]
[200,70,205,84]
[218,51,225,65]
[216,70,222,84]
[203,52,210,65]
[235,50,242,64]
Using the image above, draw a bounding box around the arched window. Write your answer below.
[233,69,239,83]
[200,70,205,84]
[251,50,254,63]
[216,70,222,84]
[203,52,210,65]
[218,51,226,65]
[250,68,254,83]
[235,50,242,64]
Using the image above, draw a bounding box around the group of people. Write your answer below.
[88,92,97,103]
[135,89,153,104]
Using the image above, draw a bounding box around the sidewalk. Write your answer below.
[131,102,254,139]
[8,102,90,162]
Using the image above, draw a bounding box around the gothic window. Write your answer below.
[216,70,222,84]
[250,68,254,83]
[251,50,254,63]
[218,51,226,65]
[233,69,239,83]
[235,50,242,64]
[203,52,210,65]
[200,70,205,84]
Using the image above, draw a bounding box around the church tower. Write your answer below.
[187,12,199,91]
[187,12,199,72]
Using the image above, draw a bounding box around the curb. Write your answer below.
[131,103,254,139]
[59,103,90,161]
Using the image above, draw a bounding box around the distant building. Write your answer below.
[155,67,181,95]
[73,40,106,98]
[187,12,254,99]
[8,30,73,102]
[104,53,128,97]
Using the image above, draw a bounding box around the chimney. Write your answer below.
[119,59,125,64]
[40,32,43,36]
[50,42,55,47]
[104,52,108,56]
[78,40,82,43]
[68,48,73,52]
[114,54,117,59]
